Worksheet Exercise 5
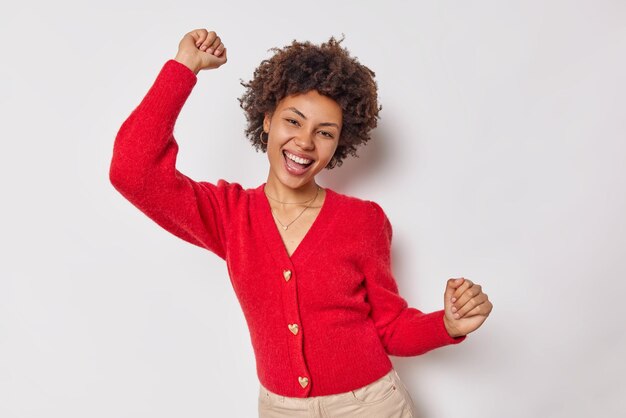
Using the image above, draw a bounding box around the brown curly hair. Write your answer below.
[238,35,381,169]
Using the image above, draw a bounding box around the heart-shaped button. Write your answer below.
[298,376,309,388]
[288,324,299,335]
[283,270,292,281]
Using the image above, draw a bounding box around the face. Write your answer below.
[263,90,343,191]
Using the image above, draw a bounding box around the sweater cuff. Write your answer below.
[165,59,198,81]
[133,59,199,129]
[432,309,467,345]
[160,59,198,91]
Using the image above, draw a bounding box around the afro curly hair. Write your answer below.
[238,35,381,169]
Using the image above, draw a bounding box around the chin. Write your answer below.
[279,173,315,189]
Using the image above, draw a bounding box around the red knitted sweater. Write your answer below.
[109,59,466,398]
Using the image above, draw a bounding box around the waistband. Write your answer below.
[259,368,400,405]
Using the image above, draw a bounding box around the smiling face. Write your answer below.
[263,90,343,193]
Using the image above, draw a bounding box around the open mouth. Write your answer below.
[283,150,314,175]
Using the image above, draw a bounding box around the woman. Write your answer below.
[109,28,493,418]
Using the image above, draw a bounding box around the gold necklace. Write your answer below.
[267,186,320,230]
[264,185,320,204]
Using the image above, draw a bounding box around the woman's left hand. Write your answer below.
[443,277,493,338]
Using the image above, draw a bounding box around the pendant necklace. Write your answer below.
[266,186,321,230]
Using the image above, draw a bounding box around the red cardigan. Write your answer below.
[109,59,466,398]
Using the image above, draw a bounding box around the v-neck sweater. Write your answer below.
[109,59,466,398]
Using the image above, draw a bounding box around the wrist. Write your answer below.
[443,315,464,338]
[174,54,200,75]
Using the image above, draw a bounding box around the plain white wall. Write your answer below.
[1,0,625,417]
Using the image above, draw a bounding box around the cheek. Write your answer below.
[325,140,340,157]
[269,124,293,143]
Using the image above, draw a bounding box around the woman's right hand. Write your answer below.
[174,29,227,75]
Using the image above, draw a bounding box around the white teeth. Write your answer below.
[284,151,312,165]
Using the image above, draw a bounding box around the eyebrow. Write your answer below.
[284,107,340,128]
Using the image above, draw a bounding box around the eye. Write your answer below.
[319,130,335,139]
[285,118,300,126]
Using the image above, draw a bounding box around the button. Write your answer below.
[283,270,292,282]
[288,323,299,335]
[298,376,309,388]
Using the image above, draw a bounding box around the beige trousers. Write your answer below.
[258,368,417,417]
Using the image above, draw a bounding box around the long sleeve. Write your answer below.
[361,201,466,356]
[109,59,228,259]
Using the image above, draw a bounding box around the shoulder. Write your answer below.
[196,179,258,193]
[330,189,390,233]
[195,179,258,205]
[330,188,375,212]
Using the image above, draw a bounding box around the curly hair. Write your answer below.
[238,35,381,169]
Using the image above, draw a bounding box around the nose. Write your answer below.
[294,133,314,151]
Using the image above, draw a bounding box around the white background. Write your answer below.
[1,1,625,417]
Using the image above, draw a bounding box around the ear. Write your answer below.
[263,112,272,133]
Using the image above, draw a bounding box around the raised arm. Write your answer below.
[109,29,232,259]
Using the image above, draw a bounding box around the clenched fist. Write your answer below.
[174,29,227,75]
[443,277,493,338]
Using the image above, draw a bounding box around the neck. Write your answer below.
[264,178,321,204]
